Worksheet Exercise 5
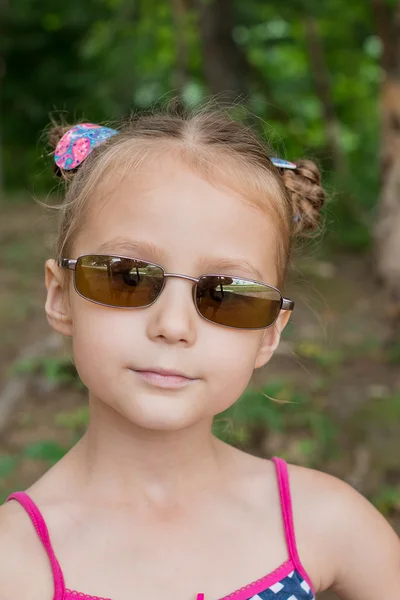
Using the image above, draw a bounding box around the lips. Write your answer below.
[136,367,194,379]
[132,368,197,389]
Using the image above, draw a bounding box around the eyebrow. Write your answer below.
[96,237,162,259]
[201,257,265,281]
[95,237,265,281]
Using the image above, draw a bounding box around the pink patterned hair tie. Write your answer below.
[54,123,119,171]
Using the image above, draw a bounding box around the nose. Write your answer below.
[146,276,198,346]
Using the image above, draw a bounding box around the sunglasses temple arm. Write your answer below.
[58,258,77,270]
[282,298,294,311]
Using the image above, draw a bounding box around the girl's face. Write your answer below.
[46,157,290,431]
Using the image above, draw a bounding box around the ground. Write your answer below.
[1,199,399,599]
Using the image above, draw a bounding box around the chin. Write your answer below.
[114,393,206,432]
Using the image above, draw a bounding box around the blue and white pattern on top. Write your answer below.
[248,569,314,600]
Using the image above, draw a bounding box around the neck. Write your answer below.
[71,394,229,507]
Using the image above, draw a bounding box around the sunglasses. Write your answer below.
[58,254,294,330]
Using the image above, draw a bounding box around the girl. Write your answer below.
[0,106,399,600]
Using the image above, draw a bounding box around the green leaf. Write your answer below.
[22,441,67,463]
[0,455,18,478]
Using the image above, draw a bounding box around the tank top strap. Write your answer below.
[271,456,305,574]
[6,491,65,600]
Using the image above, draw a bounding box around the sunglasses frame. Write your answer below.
[58,254,294,330]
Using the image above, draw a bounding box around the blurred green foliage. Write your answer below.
[9,354,84,387]
[1,0,385,249]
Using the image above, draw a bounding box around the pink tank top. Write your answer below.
[5,456,315,600]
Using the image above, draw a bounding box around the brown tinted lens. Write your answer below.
[195,276,282,328]
[75,255,164,308]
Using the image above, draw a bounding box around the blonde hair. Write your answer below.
[44,102,326,288]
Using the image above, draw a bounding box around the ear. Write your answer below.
[254,310,292,369]
[44,259,73,337]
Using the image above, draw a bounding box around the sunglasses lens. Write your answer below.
[75,255,164,308]
[195,276,282,329]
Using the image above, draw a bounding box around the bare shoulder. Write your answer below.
[225,449,337,591]
[0,500,54,600]
[286,461,400,598]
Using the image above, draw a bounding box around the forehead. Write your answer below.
[75,157,280,283]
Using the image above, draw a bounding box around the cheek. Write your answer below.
[69,300,139,388]
[203,329,265,415]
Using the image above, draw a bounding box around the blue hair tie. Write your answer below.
[270,158,297,170]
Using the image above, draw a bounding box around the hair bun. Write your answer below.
[48,124,72,150]
[281,159,326,235]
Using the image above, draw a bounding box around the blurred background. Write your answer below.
[1,1,400,597]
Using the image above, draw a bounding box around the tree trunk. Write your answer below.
[191,0,296,125]
[373,0,400,327]
[192,0,249,101]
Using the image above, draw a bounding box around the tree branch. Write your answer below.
[171,0,189,96]
[304,17,346,177]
